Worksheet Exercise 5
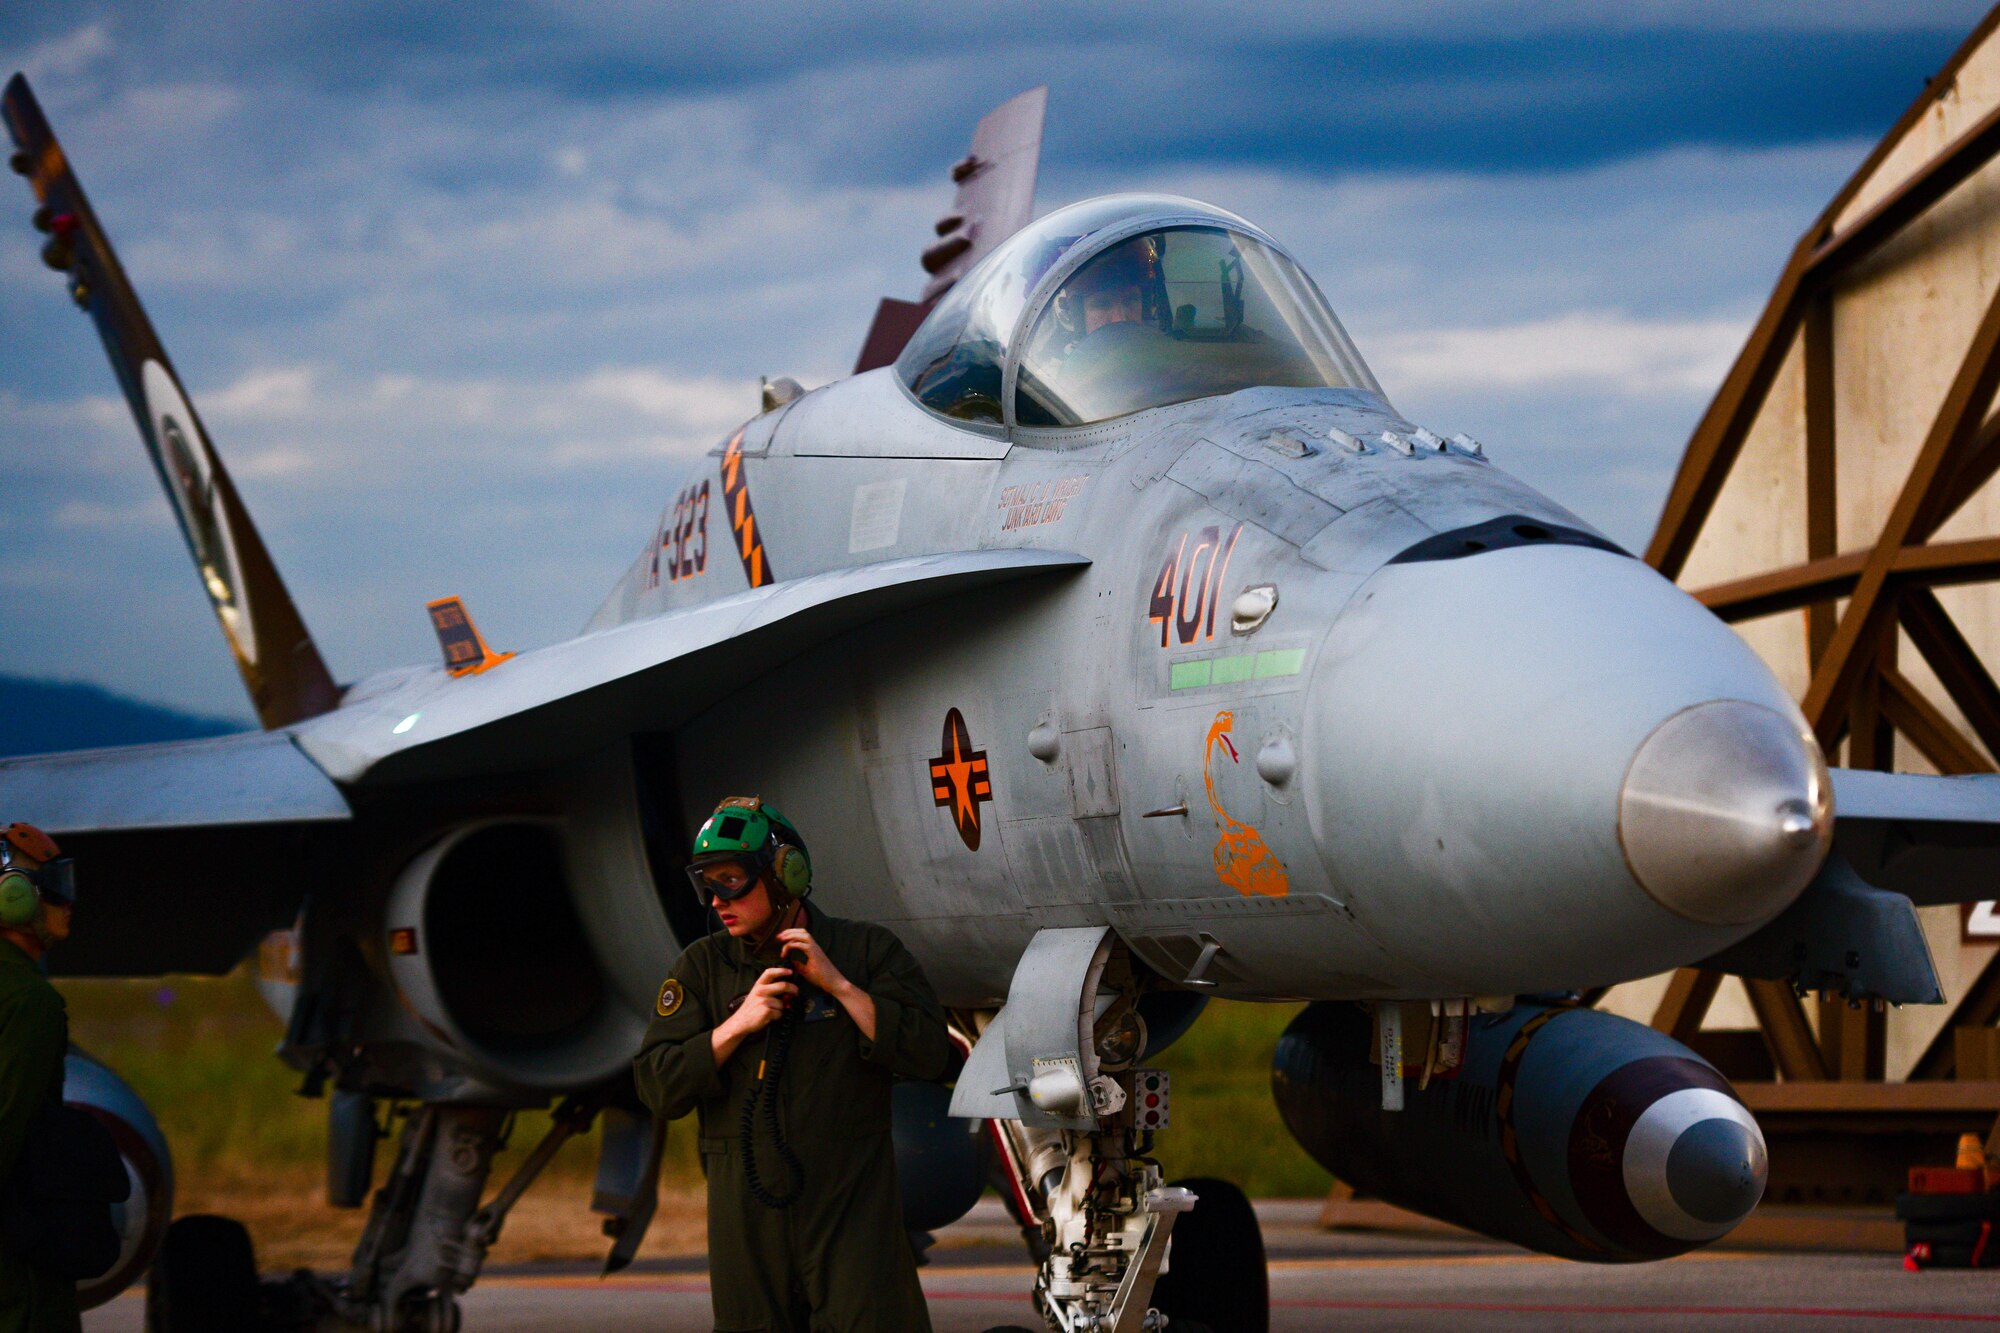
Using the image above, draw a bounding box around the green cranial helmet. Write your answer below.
[687,795,812,904]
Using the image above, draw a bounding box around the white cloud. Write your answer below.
[201,366,319,420]
[193,362,751,466]
[0,39,1896,716]
[49,498,153,529]
[1370,311,1751,397]
[14,23,112,82]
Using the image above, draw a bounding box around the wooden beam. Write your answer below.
[1880,666,1993,774]
[1847,625,1895,772]
[1744,978,1831,1081]
[1816,995,1888,1082]
[1738,1078,2000,1113]
[1642,4,2000,580]
[1805,96,2000,289]
[1691,537,2000,622]
[1651,968,1722,1044]
[1804,294,1840,665]
[1912,950,2000,1081]
[1694,551,1867,621]
[1800,279,2000,749]
[1645,238,1815,580]
[1888,535,2000,587]
[1804,7,2000,248]
[1901,587,2000,761]
[1914,412,2000,542]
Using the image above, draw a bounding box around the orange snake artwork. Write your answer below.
[1203,710,1289,897]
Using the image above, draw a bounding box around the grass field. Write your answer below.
[54,968,1328,1266]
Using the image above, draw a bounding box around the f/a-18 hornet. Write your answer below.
[7,75,1996,1333]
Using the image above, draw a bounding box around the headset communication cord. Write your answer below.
[741,999,806,1209]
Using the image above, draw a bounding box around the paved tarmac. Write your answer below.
[86,1200,2000,1331]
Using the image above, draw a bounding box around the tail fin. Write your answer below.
[4,74,338,728]
[852,86,1048,373]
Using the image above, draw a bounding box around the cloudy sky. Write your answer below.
[0,3,1989,721]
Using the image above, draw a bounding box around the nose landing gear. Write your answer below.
[1033,1087,1195,1333]
[957,927,1269,1333]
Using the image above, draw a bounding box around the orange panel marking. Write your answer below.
[1203,710,1288,897]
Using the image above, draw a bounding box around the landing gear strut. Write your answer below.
[345,1105,503,1332]
[1032,1074,1194,1333]
[959,928,1267,1333]
[278,1093,624,1331]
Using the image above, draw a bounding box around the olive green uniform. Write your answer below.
[634,904,952,1333]
[0,938,80,1333]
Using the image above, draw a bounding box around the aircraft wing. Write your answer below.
[1831,766,2000,907]
[0,731,349,835]
[0,730,352,976]
[298,548,1090,786]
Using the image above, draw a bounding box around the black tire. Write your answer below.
[1896,1192,2000,1224]
[146,1215,259,1332]
[1150,1177,1268,1333]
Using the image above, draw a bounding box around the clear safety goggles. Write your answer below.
[2,857,74,908]
[686,855,763,904]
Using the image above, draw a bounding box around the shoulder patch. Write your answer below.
[656,978,685,1018]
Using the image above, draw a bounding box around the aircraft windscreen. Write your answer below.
[1014,227,1364,428]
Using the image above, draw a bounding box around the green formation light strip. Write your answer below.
[1170,648,1306,691]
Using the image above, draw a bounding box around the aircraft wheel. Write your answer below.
[145,1214,259,1333]
[1150,1177,1268,1333]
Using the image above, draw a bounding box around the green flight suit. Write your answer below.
[0,938,80,1333]
[634,903,952,1333]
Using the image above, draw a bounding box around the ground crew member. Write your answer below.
[0,822,81,1333]
[634,796,953,1332]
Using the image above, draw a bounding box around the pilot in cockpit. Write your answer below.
[897,196,1378,429]
[1059,239,1155,340]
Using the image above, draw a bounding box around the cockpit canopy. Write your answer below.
[895,194,1380,434]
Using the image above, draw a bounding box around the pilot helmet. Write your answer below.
[1051,235,1161,340]
[0,821,75,937]
[686,796,811,908]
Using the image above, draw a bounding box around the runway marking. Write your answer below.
[477,1277,2000,1325]
[1264,1250,1761,1272]
[1263,1299,2000,1322]
[477,1247,1762,1291]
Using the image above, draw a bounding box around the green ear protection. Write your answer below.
[689,795,812,900]
[0,870,38,927]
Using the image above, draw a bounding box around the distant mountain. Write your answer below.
[0,675,245,758]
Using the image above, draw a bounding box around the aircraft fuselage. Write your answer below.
[581,370,1827,1008]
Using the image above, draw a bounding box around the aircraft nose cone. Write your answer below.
[1618,700,1832,926]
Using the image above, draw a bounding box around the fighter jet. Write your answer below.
[7,73,1998,1333]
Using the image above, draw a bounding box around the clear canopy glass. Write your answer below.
[895,195,1378,432]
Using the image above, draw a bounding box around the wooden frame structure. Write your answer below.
[1639,8,2000,1205]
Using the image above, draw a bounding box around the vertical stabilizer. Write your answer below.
[854,86,1048,372]
[4,74,338,728]
[920,86,1046,302]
